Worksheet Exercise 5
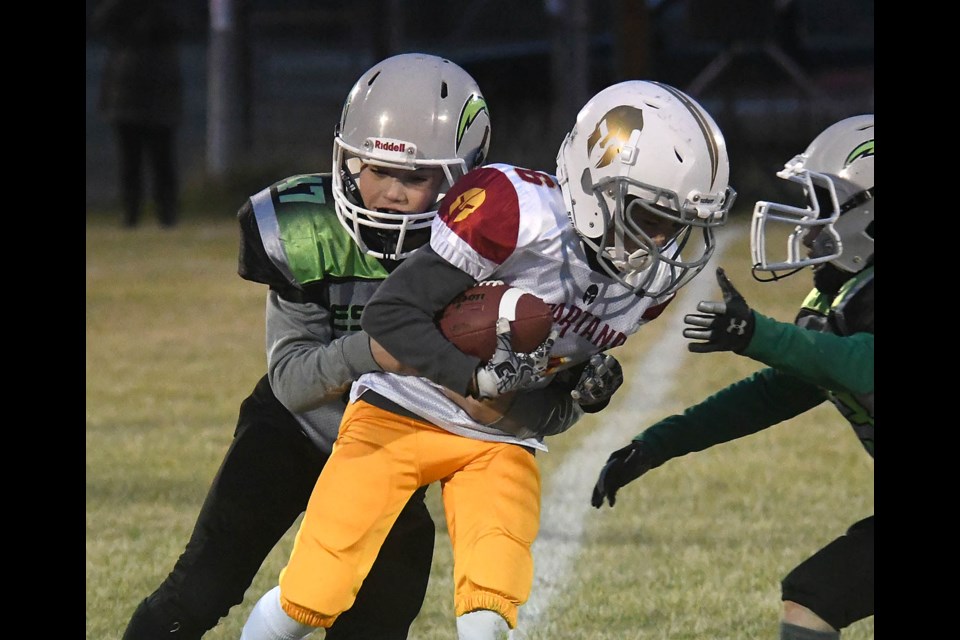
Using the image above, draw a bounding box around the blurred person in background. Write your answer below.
[592,115,874,640]
[91,0,182,228]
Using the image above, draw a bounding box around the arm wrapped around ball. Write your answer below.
[493,382,584,439]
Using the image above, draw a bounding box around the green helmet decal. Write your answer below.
[457,94,489,153]
[845,139,874,168]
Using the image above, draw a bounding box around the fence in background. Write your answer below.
[86,0,873,211]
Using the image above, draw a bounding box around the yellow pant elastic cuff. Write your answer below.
[456,593,518,629]
[279,595,337,629]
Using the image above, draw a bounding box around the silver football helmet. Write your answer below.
[556,80,735,298]
[333,53,491,260]
[751,114,874,278]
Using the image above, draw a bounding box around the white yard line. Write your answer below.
[512,235,733,636]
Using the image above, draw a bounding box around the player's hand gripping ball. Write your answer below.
[438,283,554,361]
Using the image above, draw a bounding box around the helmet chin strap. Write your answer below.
[750,264,805,283]
[341,165,364,207]
[607,248,651,273]
[625,248,651,271]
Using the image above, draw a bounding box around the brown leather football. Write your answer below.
[437,283,553,361]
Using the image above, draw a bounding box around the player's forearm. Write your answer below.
[362,246,481,395]
[496,383,584,439]
[637,367,826,464]
[744,313,874,395]
[266,292,380,413]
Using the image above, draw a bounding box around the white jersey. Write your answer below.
[351,163,677,449]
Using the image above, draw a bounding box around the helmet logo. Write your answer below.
[586,106,644,169]
[373,139,406,153]
[845,139,874,168]
[457,95,489,152]
[449,188,486,222]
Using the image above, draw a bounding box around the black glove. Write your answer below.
[683,267,755,353]
[570,353,624,408]
[591,441,655,508]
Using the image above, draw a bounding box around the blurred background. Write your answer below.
[85,0,874,216]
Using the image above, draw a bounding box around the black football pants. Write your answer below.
[121,374,435,640]
[781,514,874,630]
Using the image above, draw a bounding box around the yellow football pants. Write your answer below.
[278,398,541,629]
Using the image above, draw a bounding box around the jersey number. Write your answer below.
[514,168,557,189]
[332,304,363,332]
[276,176,326,204]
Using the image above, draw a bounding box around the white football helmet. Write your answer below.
[333,53,491,260]
[556,80,734,298]
[751,114,874,278]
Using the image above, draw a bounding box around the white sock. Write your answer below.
[456,609,510,640]
[239,586,318,640]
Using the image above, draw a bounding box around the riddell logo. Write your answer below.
[374,139,406,152]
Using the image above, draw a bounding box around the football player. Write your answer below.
[592,115,874,640]
[239,80,735,640]
[122,53,510,640]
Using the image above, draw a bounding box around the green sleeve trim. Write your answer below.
[834,266,874,308]
[800,288,832,314]
[800,265,874,315]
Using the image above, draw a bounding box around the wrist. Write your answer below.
[732,310,758,354]
[472,367,498,400]
[340,331,382,376]
[467,368,483,399]
[580,397,610,413]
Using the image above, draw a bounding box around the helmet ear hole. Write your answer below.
[812,185,833,218]
[579,167,592,192]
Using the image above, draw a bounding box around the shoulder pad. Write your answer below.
[237,174,391,290]
[435,165,522,265]
[237,197,291,291]
[831,267,874,335]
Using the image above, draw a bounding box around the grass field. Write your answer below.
[86,211,874,639]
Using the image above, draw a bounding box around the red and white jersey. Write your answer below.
[352,163,676,448]
[432,163,675,362]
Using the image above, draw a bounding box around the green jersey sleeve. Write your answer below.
[743,313,874,396]
[636,367,826,466]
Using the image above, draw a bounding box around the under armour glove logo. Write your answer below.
[683,267,756,353]
[726,318,749,336]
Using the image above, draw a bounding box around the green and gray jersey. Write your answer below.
[635,266,874,467]
[237,173,393,452]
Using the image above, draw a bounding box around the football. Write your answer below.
[438,283,553,361]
